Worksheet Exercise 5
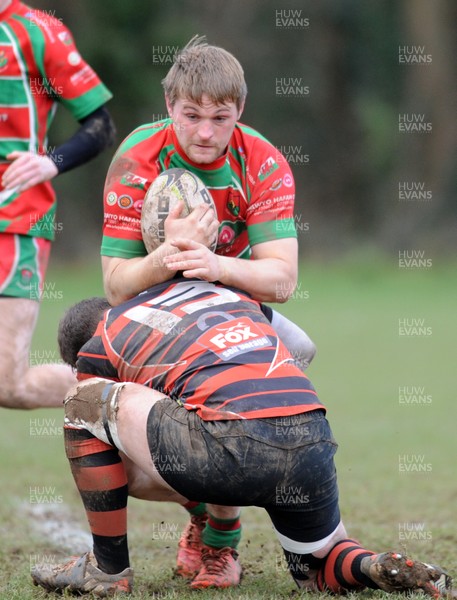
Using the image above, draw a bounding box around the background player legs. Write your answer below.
[123,458,242,552]
[0,298,76,409]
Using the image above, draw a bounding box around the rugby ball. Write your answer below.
[141,168,218,253]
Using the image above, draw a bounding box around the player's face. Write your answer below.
[167,94,243,164]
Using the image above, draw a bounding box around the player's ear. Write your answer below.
[165,96,174,118]
[237,99,245,120]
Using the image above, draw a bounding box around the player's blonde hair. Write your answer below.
[162,35,247,109]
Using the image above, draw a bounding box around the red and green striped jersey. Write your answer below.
[102,119,297,259]
[0,0,112,240]
[77,279,323,421]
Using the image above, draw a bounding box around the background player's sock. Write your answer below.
[202,513,242,549]
[183,501,207,518]
[64,426,129,574]
[317,539,378,592]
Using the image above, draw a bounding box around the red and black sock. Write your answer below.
[317,539,378,593]
[64,426,129,575]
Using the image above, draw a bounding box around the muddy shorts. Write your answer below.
[0,233,50,300]
[146,400,340,544]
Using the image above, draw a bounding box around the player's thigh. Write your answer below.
[121,452,188,504]
[0,297,40,376]
[265,420,341,550]
[115,384,186,497]
[115,383,167,467]
[0,233,49,375]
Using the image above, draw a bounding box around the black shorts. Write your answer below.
[146,400,340,544]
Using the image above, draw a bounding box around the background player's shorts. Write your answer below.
[0,233,51,301]
[146,401,340,545]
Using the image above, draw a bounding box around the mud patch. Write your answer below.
[22,502,92,554]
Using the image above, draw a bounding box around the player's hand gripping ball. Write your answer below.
[141,168,217,253]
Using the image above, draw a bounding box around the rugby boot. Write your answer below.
[190,545,242,589]
[175,514,207,578]
[31,550,132,597]
[361,552,454,598]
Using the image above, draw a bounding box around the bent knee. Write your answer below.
[64,377,111,400]
[64,377,116,423]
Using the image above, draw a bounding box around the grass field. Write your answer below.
[0,256,455,600]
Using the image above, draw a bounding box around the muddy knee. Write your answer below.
[64,378,126,449]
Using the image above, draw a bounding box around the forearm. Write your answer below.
[217,255,297,303]
[102,243,178,306]
[48,106,116,174]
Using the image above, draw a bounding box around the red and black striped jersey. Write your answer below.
[77,279,324,421]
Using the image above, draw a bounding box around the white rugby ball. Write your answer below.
[141,168,217,253]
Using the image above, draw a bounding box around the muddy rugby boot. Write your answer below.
[31,550,132,597]
[361,552,454,598]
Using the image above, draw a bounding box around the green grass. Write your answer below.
[0,257,455,599]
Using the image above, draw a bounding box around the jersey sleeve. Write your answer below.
[101,125,160,258]
[38,15,112,120]
[245,137,297,246]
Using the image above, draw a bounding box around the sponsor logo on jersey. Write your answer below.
[227,190,241,216]
[58,31,73,46]
[106,192,117,206]
[198,317,270,361]
[118,195,133,209]
[120,172,148,190]
[133,199,144,214]
[67,51,81,66]
[283,173,293,187]
[70,66,96,86]
[270,178,283,191]
[246,167,256,186]
[258,156,279,182]
[217,224,236,247]
[19,266,35,289]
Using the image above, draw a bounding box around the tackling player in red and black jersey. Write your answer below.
[57,278,323,589]
[32,279,454,597]
[75,279,322,421]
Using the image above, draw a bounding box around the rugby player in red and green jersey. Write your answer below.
[100,35,315,588]
[101,36,315,370]
[0,0,115,409]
